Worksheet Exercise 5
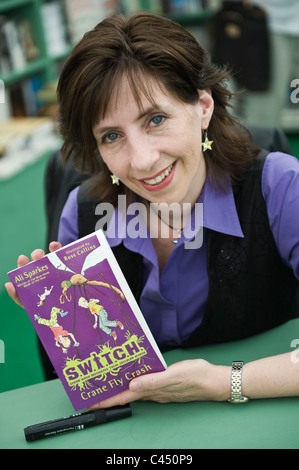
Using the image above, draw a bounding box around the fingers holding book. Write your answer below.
[5,241,63,308]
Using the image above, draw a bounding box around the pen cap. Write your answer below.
[95,404,132,424]
[24,426,34,442]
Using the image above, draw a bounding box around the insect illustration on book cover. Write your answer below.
[9,231,166,410]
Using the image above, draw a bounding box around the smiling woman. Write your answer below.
[57,12,259,206]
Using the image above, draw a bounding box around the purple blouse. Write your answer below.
[58,152,299,348]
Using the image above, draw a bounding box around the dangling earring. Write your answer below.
[111,174,120,185]
[201,129,213,152]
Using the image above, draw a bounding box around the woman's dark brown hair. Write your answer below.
[57,11,259,204]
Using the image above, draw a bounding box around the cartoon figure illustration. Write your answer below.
[34,307,80,353]
[46,246,141,347]
[37,286,54,307]
[78,297,124,340]
[49,247,126,304]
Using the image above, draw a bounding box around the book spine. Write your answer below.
[41,1,69,57]
[0,16,12,74]
[3,20,27,72]
[0,79,12,124]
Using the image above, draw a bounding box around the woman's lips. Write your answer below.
[139,162,176,192]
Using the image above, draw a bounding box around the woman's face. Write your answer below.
[93,78,214,207]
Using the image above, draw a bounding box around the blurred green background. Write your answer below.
[0,156,48,392]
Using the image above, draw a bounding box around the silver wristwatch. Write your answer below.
[228,361,249,403]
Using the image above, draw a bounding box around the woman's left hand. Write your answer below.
[88,359,231,410]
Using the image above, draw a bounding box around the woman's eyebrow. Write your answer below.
[93,125,121,137]
[136,105,160,121]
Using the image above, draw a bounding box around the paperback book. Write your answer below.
[8,230,166,411]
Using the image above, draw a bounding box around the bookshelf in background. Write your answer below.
[0,0,214,121]
[0,0,71,179]
[0,0,71,119]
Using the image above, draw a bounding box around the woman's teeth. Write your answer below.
[143,163,174,185]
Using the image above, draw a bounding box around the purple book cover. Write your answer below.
[8,230,166,411]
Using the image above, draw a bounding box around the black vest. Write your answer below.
[77,151,298,347]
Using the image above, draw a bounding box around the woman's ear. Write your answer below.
[198,89,214,128]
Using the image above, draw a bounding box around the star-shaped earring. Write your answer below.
[111,174,120,185]
[201,129,213,152]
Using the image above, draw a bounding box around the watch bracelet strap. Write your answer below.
[228,361,249,403]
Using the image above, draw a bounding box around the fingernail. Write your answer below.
[130,380,142,392]
[50,241,60,249]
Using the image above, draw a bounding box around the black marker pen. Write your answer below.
[24,404,132,442]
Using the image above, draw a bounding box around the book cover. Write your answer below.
[8,230,166,411]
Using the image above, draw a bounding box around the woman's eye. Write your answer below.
[103,132,119,143]
[150,115,165,126]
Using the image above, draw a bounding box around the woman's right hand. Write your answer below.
[5,241,62,308]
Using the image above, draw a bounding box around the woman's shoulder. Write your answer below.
[262,151,299,197]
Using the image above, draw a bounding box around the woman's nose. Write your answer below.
[129,137,160,172]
